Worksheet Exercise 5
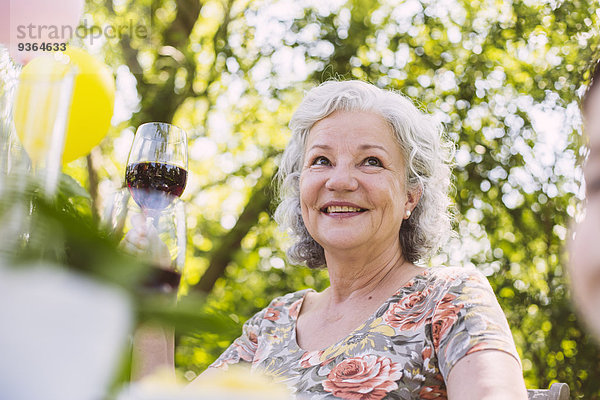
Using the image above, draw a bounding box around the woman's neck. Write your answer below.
[323,242,414,304]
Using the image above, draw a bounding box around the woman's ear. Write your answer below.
[405,185,423,215]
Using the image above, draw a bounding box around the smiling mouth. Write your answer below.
[321,205,367,213]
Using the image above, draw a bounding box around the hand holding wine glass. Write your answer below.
[122,213,172,266]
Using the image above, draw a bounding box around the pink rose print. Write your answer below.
[289,298,302,319]
[431,293,463,351]
[234,330,258,362]
[210,356,237,370]
[301,350,335,368]
[421,345,437,373]
[422,346,432,360]
[465,342,488,356]
[264,308,281,321]
[300,350,323,368]
[419,384,447,399]
[383,287,434,331]
[322,355,403,400]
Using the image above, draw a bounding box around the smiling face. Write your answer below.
[569,85,600,338]
[299,110,420,258]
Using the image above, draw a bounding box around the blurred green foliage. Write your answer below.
[13,0,600,397]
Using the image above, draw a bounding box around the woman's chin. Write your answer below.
[319,237,377,254]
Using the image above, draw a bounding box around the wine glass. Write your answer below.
[125,122,187,218]
[0,55,75,256]
[13,62,76,197]
[122,122,188,291]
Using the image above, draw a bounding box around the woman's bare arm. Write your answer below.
[124,216,176,381]
[131,323,175,381]
[447,349,527,400]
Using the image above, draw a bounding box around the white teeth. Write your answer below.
[326,206,362,213]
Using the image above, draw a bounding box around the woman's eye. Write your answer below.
[363,157,382,167]
[312,156,330,166]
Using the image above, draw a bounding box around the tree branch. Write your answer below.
[195,176,274,294]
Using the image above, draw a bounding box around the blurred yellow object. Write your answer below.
[14,48,115,164]
[118,365,293,400]
[61,48,115,163]
[200,365,292,397]
[14,54,73,165]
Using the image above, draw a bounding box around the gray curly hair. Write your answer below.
[274,80,453,268]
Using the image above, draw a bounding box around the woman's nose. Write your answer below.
[325,165,359,191]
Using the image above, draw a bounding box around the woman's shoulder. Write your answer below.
[244,289,313,327]
[426,265,486,278]
[265,288,314,311]
[418,265,490,289]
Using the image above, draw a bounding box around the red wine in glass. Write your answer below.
[126,161,187,210]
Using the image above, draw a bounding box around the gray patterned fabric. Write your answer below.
[209,267,520,400]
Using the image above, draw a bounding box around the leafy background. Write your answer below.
[5,0,600,397]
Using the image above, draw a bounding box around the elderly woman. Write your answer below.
[197,80,527,399]
[569,63,600,339]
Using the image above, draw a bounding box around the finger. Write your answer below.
[122,237,148,252]
[122,230,150,252]
[131,213,148,230]
[124,228,146,244]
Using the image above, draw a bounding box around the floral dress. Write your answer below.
[209,267,521,399]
